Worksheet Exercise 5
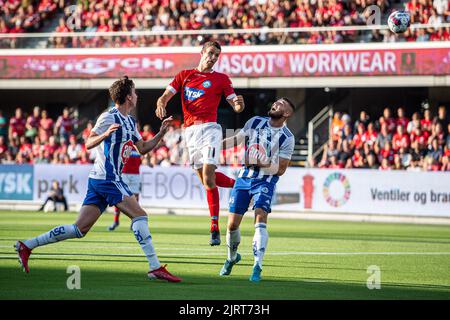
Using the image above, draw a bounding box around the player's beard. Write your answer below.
[268,109,283,119]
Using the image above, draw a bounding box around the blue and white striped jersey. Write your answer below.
[237,116,295,183]
[89,107,142,181]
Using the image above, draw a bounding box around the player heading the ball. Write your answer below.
[156,41,245,246]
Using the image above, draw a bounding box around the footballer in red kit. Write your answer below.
[156,41,245,246]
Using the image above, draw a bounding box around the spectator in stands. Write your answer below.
[339,123,353,147]
[67,134,82,162]
[39,109,54,143]
[396,107,410,129]
[379,140,395,165]
[331,111,344,141]
[9,107,26,143]
[353,122,366,150]
[25,105,41,139]
[320,139,339,167]
[34,148,50,164]
[392,124,410,151]
[441,153,450,171]
[421,108,433,132]
[446,123,450,147]
[379,158,392,170]
[338,139,353,165]
[364,122,378,147]
[352,147,366,168]
[435,105,449,134]
[17,136,33,162]
[31,135,42,159]
[43,135,59,156]
[366,152,379,169]
[55,107,77,141]
[375,123,392,153]
[81,120,93,142]
[0,135,7,160]
[0,110,7,138]
[427,138,443,163]
[429,122,446,146]
[410,125,429,149]
[407,112,421,134]
[398,146,412,167]
[382,107,396,133]
[140,124,155,141]
[393,154,405,170]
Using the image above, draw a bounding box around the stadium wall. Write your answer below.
[1,164,449,225]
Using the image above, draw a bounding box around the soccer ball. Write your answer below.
[387,10,411,34]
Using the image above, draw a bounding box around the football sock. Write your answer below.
[252,223,268,269]
[226,228,241,261]
[23,224,84,250]
[131,216,161,271]
[206,187,220,232]
[215,172,235,188]
[114,207,120,223]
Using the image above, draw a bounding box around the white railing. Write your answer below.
[0,23,449,39]
[308,105,333,166]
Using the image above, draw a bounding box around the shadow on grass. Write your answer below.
[0,265,449,300]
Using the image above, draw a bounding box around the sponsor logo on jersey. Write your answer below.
[121,140,134,164]
[184,86,205,101]
[202,80,212,88]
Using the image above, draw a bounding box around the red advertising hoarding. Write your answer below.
[1,47,449,79]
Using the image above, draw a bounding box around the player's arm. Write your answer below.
[259,136,294,175]
[85,124,120,150]
[275,157,291,176]
[223,75,245,113]
[255,157,291,176]
[135,116,173,155]
[226,95,245,113]
[156,89,175,120]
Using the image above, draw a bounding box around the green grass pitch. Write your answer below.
[0,210,449,300]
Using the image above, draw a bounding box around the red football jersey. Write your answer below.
[9,116,26,136]
[122,149,141,174]
[167,69,236,127]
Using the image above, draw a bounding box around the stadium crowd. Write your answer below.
[1,1,450,49]
[0,0,66,48]
[316,105,450,171]
[0,106,245,167]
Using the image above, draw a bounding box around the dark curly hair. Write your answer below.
[109,76,135,105]
[279,97,296,112]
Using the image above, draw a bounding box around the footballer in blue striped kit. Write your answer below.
[220,97,295,282]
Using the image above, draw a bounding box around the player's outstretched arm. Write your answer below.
[227,95,245,113]
[85,123,120,150]
[156,89,175,120]
[135,116,173,155]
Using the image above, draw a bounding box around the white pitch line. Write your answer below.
[0,245,220,251]
[1,252,450,258]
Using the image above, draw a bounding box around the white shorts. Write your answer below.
[122,173,140,194]
[184,122,222,170]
